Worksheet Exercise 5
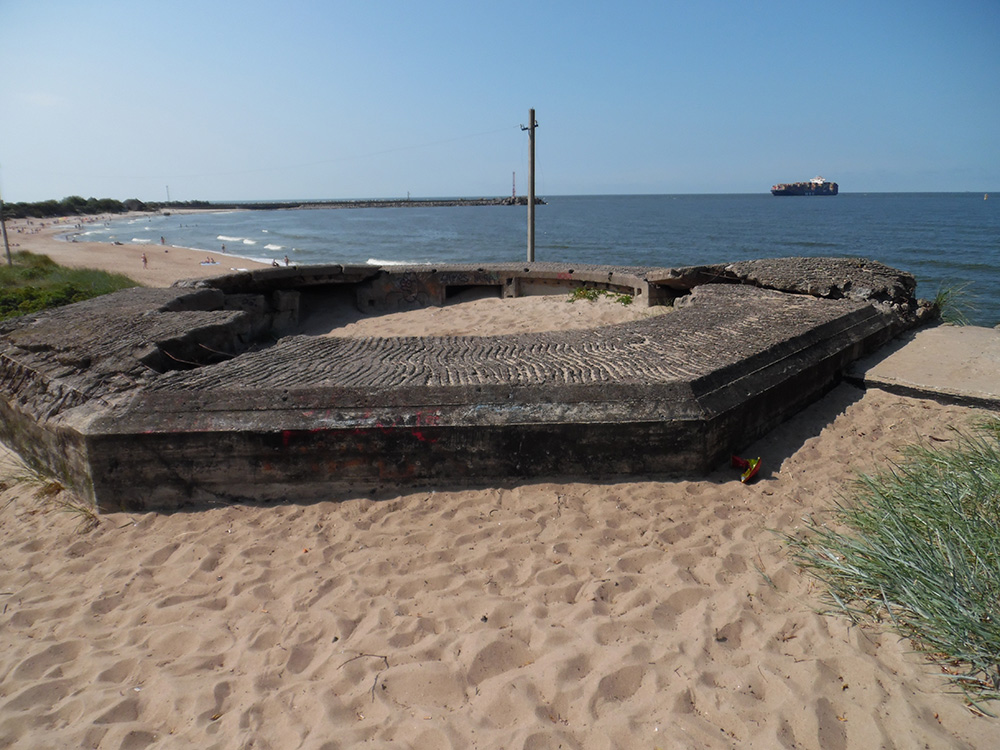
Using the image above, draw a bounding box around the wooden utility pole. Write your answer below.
[521,108,537,262]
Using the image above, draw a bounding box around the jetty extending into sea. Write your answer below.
[159,196,545,212]
[0,257,931,512]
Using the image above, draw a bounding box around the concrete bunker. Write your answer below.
[0,258,930,512]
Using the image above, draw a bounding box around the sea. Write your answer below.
[77,193,1000,326]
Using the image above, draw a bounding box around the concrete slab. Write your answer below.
[849,325,1000,409]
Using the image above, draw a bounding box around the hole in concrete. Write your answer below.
[445,285,502,301]
[295,286,370,335]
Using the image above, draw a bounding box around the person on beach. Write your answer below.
[141,253,147,269]
[284,255,290,266]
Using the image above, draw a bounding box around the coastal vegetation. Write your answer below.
[933,283,977,326]
[788,419,1000,711]
[1,454,99,532]
[0,195,154,219]
[567,287,635,305]
[0,195,531,220]
[0,251,136,321]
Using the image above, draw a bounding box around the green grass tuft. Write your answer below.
[0,251,137,321]
[787,418,1000,711]
[3,458,100,532]
[932,283,977,326]
[567,287,634,306]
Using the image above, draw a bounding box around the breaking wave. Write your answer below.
[366,258,424,266]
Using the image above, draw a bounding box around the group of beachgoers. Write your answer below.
[131,228,298,271]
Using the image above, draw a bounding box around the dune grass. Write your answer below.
[933,283,978,326]
[787,418,1000,711]
[0,250,136,321]
[0,454,100,532]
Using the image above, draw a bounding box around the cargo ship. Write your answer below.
[771,176,838,196]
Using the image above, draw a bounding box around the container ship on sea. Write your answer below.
[771,176,838,196]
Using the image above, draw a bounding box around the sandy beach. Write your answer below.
[1,220,997,748]
[3,215,272,287]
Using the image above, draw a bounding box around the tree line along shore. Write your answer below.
[2,195,544,220]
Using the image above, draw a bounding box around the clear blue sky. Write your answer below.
[2,0,997,202]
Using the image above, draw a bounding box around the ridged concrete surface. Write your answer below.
[148,286,856,392]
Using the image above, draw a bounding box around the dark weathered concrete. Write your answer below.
[0,259,930,512]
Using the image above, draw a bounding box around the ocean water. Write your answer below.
[80,193,1000,326]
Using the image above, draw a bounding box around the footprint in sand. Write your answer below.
[117,730,158,749]
[89,591,126,616]
[285,643,317,675]
[249,628,280,652]
[96,658,137,684]
[590,664,647,717]
[198,551,223,573]
[12,640,85,680]
[466,637,533,685]
[141,542,181,567]
[557,654,591,684]
[712,619,744,649]
[93,696,140,724]
[649,587,708,629]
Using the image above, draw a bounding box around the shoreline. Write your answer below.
[4,213,272,287]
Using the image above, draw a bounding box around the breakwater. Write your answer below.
[161,196,545,212]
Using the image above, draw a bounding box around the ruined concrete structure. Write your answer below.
[0,258,929,512]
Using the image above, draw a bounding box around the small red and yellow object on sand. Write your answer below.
[731,455,762,483]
